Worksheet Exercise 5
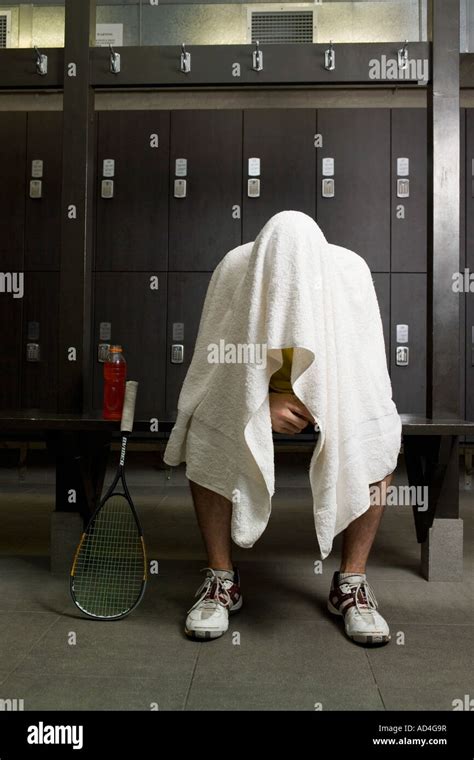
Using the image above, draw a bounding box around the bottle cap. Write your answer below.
[109,345,123,353]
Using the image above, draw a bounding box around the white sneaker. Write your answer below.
[328,572,390,645]
[185,567,242,640]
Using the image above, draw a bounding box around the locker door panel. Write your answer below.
[169,110,242,272]
[242,109,316,243]
[166,272,212,418]
[95,111,169,271]
[372,273,390,366]
[316,109,390,272]
[21,272,59,411]
[92,273,167,418]
[25,112,63,271]
[391,109,427,273]
[0,294,22,410]
[391,273,426,414]
[0,113,26,271]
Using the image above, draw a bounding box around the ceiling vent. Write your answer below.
[248,6,316,45]
[0,11,11,48]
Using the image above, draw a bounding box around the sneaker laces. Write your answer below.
[344,579,379,619]
[187,567,234,614]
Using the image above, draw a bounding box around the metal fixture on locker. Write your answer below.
[247,156,261,198]
[180,43,191,74]
[398,40,408,70]
[34,46,47,76]
[252,40,263,72]
[324,41,335,71]
[26,321,41,362]
[109,43,121,74]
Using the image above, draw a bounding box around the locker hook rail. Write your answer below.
[34,46,48,76]
[181,43,191,74]
[109,43,121,75]
[324,41,335,72]
[398,40,409,70]
[252,40,263,72]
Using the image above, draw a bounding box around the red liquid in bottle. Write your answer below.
[103,345,127,420]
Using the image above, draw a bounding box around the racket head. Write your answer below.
[70,493,147,620]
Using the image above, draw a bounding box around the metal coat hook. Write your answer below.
[180,43,191,74]
[324,40,335,72]
[109,43,121,74]
[252,40,263,72]
[34,45,48,76]
[398,40,408,70]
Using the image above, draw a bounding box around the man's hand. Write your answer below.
[269,392,315,434]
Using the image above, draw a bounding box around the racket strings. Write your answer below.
[72,494,146,618]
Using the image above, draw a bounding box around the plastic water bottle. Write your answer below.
[103,345,127,420]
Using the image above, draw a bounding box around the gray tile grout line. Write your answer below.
[364,650,388,711]
[0,613,63,687]
[182,647,202,711]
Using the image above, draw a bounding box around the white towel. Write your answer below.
[164,210,402,558]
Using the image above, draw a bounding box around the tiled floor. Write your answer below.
[0,451,472,710]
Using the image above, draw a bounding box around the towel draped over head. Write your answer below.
[164,210,402,558]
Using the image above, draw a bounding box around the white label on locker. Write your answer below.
[397,157,409,176]
[396,346,409,366]
[322,157,334,176]
[26,343,40,362]
[173,322,184,341]
[171,344,184,364]
[396,324,409,343]
[99,322,112,341]
[175,158,187,177]
[397,178,410,198]
[248,157,260,177]
[31,160,43,178]
[174,179,187,198]
[29,180,42,198]
[247,178,260,198]
[101,179,114,198]
[322,178,335,198]
[98,343,110,363]
[103,159,115,177]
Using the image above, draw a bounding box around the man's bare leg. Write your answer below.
[340,472,393,573]
[189,480,233,571]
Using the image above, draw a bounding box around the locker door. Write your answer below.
[166,272,212,418]
[466,109,474,425]
[391,273,427,414]
[0,294,22,410]
[242,109,316,244]
[92,272,167,418]
[168,110,242,271]
[316,109,390,272]
[391,109,427,273]
[0,113,26,271]
[372,273,390,366]
[21,272,59,411]
[25,112,63,271]
[460,109,466,426]
[95,111,170,271]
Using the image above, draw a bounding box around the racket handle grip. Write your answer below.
[121,380,138,433]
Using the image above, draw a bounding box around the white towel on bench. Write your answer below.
[164,210,402,558]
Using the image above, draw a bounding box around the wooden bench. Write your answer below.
[0,410,473,580]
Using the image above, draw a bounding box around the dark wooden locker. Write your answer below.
[21,272,59,411]
[242,108,316,244]
[391,109,427,273]
[0,112,27,271]
[372,272,390,366]
[316,109,390,272]
[166,272,212,418]
[391,273,427,414]
[95,111,170,271]
[168,110,242,271]
[25,112,63,271]
[92,272,167,418]
[0,291,22,410]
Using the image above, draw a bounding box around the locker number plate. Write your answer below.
[103,159,115,178]
[31,160,44,178]
[29,180,42,199]
[175,158,187,177]
[101,179,114,199]
[247,178,260,198]
[171,344,184,364]
[174,179,187,198]
[397,179,410,198]
[322,178,335,198]
[248,158,261,177]
[322,157,334,176]
[26,343,41,362]
[396,346,409,366]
